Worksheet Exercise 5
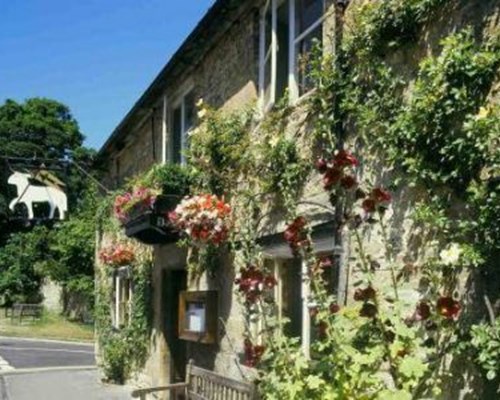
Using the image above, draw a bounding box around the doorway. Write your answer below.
[163,269,187,382]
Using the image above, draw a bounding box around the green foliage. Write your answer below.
[96,261,152,383]
[348,0,447,55]
[390,30,499,188]
[0,185,97,315]
[139,163,192,197]
[260,136,310,211]
[188,105,253,195]
[0,98,84,159]
[470,318,500,381]
[0,226,48,304]
[0,97,94,238]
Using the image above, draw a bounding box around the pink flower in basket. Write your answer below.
[114,187,160,224]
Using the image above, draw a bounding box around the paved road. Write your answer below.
[0,337,132,400]
[0,369,132,400]
[0,337,94,369]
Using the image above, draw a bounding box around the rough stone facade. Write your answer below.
[97,0,499,398]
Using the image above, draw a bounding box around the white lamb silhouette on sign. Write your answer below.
[8,171,68,220]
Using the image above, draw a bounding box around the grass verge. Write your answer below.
[0,309,94,342]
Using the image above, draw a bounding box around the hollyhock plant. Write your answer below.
[436,296,461,320]
[244,338,266,367]
[362,187,392,214]
[114,187,159,224]
[169,194,232,246]
[415,301,431,321]
[99,243,135,267]
[284,216,310,256]
[316,149,358,191]
[235,265,276,304]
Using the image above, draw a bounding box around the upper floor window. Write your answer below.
[259,0,324,110]
[171,91,195,164]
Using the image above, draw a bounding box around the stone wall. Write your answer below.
[98,0,499,397]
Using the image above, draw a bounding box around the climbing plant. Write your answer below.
[178,0,499,398]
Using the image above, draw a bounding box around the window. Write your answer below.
[171,91,195,164]
[259,0,324,108]
[113,270,132,328]
[266,252,339,357]
[260,0,290,110]
[294,0,324,95]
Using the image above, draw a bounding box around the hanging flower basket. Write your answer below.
[168,194,232,247]
[114,189,181,245]
[99,243,135,268]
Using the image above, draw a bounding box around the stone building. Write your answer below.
[97,0,499,398]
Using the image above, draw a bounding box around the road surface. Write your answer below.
[0,337,131,400]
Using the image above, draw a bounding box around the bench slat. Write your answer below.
[190,366,254,394]
[131,360,255,400]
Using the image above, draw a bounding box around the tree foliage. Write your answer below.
[0,97,95,231]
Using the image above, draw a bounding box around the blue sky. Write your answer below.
[0,0,215,150]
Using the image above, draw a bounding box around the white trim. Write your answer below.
[170,89,194,165]
[294,12,327,45]
[180,99,187,165]
[270,0,278,106]
[161,95,168,164]
[301,259,311,358]
[259,0,325,106]
[258,4,266,112]
[288,0,298,101]
[115,276,120,328]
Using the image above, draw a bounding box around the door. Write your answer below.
[163,269,188,382]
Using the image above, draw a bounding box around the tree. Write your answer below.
[0,98,95,239]
[0,98,97,313]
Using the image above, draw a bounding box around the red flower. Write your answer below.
[415,301,431,321]
[329,303,340,314]
[371,188,392,204]
[362,199,377,213]
[263,275,277,289]
[354,286,376,302]
[359,303,378,318]
[315,158,328,173]
[319,256,334,269]
[243,339,265,367]
[340,175,358,190]
[309,307,319,318]
[323,168,342,190]
[334,150,359,168]
[436,296,461,320]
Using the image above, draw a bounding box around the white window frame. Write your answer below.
[259,0,326,109]
[170,86,194,165]
[114,274,133,329]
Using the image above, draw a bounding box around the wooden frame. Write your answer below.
[178,291,218,344]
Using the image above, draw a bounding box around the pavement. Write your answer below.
[0,337,132,400]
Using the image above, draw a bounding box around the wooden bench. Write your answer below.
[11,303,43,323]
[131,360,256,400]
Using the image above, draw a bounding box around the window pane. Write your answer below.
[280,258,302,338]
[264,56,272,107]
[296,25,322,95]
[262,4,273,107]
[265,3,272,52]
[276,0,290,102]
[295,0,323,37]
[184,92,195,132]
[172,106,182,164]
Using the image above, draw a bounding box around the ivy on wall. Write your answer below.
[92,0,499,395]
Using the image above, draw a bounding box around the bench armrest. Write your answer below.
[131,382,188,398]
